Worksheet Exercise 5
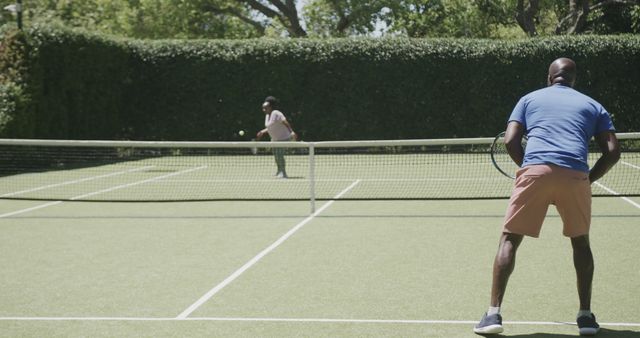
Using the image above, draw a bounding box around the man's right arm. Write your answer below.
[589,131,620,183]
[504,121,526,166]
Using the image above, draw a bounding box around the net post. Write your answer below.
[309,143,316,214]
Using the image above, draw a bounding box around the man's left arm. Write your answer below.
[589,131,620,183]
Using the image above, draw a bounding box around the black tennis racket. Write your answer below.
[491,131,527,179]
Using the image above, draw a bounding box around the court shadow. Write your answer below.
[498,328,640,337]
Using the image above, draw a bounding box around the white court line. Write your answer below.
[0,317,638,327]
[592,159,640,209]
[159,178,497,183]
[0,166,209,218]
[594,182,640,209]
[69,165,208,200]
[176,180,362,319]
[0,201,64,218]
[1,166,155,197]
[622,160,639,170]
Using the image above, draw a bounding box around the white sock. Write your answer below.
[577,310,592,318]
[487,306,501,316]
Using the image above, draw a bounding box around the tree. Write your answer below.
[383,0,518,38]
[197,0,307,37]
[9,0,640,39]
[475,0,640,36]
[515,0,540,36]
[198,0,396,37]
[19,0,260,39]
[555,0,640,34]
[15,0,406,38]
[303,0,395,37]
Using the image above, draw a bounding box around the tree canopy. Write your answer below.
[1,0,639,38]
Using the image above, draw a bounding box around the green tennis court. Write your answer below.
[1,137,639,337]
[1,195,639,337]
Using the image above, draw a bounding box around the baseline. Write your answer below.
[0,316,637,328]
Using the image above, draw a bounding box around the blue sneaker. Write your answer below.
[474,312,503,335]
[577,313,600,336]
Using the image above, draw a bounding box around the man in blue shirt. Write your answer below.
[474,58,620,336]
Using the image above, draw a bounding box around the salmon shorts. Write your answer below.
[503,164,591,238]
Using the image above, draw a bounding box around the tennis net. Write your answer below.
[1,134,638,206]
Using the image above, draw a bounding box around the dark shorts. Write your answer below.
[503,164,591,238]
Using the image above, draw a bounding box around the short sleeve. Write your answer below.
[273,110,286,122]
[595,106,615,134]
[508,97,527,129]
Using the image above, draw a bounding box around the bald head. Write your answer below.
[548,58,577,87]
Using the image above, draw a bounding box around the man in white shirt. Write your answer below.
[256,96,297,178]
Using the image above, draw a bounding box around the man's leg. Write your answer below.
[491,232,524,307]
[475,232,524,335]
[476,165,551,335]
[572,235,594,310]
[571,234,600,335]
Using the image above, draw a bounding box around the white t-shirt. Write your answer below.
[265,110,291,141]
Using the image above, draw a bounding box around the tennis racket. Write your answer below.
[491,131,527,179]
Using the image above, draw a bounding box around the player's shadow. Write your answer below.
[489,328,640,337]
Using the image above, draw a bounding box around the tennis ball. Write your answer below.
[238,130,245,136]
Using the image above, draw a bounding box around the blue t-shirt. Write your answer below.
[508,84,615,173]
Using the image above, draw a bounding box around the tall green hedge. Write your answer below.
[1,25,639,140]
[0,27,31,137]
